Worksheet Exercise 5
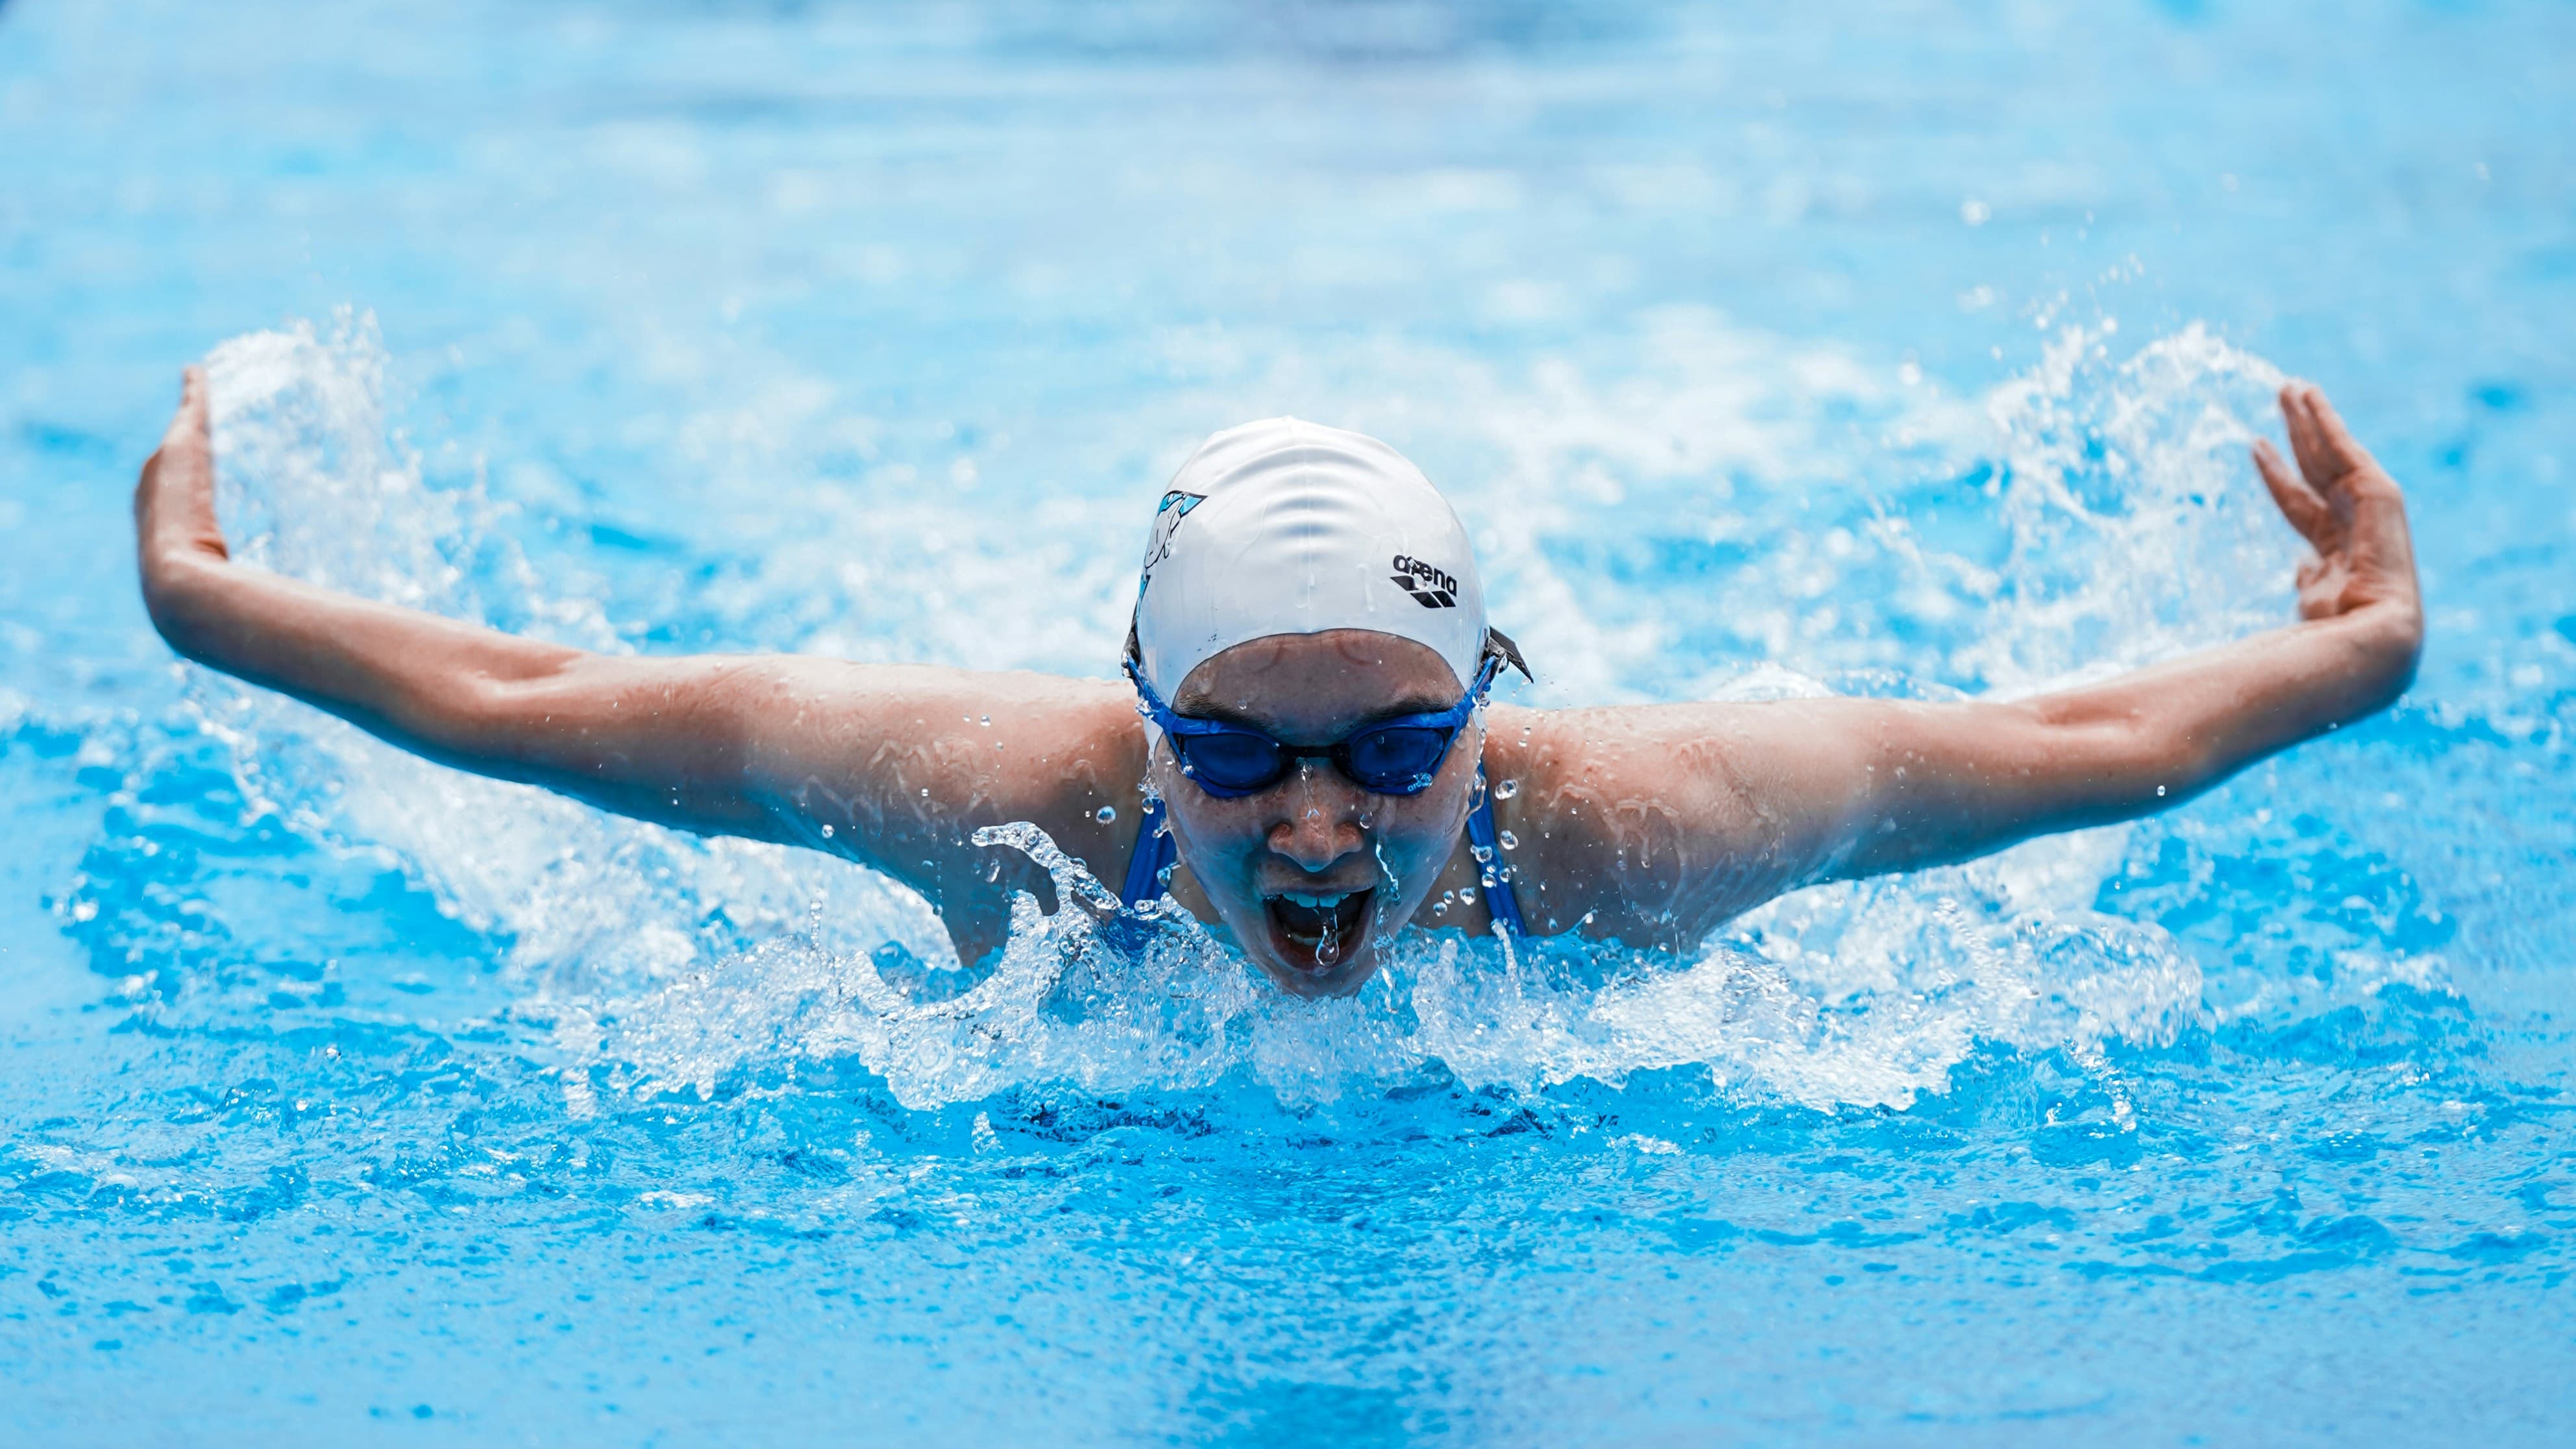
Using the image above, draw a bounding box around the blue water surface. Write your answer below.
[4,1,2574,1443]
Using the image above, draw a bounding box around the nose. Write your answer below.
[1265,762,1367,872]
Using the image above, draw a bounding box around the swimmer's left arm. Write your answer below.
[1512,382,2423,940]
[1816,382,2420,883]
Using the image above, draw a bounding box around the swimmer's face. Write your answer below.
[1157,630,1480,999]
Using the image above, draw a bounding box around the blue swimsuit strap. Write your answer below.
[1462,769,1529,938]
[1118,793,1177,912]
[1116,767,1528,939]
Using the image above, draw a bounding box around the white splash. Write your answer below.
[188,311,2303,1115]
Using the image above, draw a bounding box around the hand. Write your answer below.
[133,367,230,619]
[2251,382,2423,648]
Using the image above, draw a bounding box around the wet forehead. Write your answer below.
[1172,630,1461,735]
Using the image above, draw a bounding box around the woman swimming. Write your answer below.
[132,370,2422,998]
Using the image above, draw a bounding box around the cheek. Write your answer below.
[1374,784,1474,879]
[1379,823,1451,878]
[1155,776,1264,881]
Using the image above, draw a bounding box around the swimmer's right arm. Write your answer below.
[134,369,1141,939]
[135,369,797,836]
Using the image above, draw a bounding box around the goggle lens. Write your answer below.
[1131,652,1503,800]
[1175,731,1291,792]
[1342,725,1452,791]
[1171,721,1462,797]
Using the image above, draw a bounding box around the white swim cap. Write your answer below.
[1129,417,1512,698]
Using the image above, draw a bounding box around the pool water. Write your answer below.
[5,0,2574,1442]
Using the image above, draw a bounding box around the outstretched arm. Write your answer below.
[134,368,1141,953]
[1834,381,2420,875]
[139,368,809,838]
[1501,382,2422,943]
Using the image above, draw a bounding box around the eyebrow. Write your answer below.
[1170,691,1459,735]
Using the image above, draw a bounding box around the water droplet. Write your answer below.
[920,788,930,798]
[1471,844,1493,864]
[979,715,991,727]
[1495,777,1519,799]
[819,823,835,838]
[1459,888,1477,904]
[1095,805,1117,823]
[2156,784,2167,797]
[1498,829,1518,850]
[1432,900,1448,916]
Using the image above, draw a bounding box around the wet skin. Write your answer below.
[136,369,2423,997]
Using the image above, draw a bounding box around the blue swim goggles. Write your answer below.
[1125,644,1516,799]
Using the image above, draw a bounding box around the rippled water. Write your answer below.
[5,1,2574,1443]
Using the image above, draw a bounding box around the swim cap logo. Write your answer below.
[1389,554,1458,609]
[1138,491,1207,594]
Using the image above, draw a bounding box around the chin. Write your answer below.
[1249,944,1382,999]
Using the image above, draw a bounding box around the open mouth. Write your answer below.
[1262,886,1376,975]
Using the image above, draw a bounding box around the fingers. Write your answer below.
[138,363,227,555]
[2253,437,2331,544]
[2299,384,2384,488]
[2278,381,2374,492]
[2278,383,2333,489]
[164,365,212,449]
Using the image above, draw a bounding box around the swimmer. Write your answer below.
[132,369,2422,997]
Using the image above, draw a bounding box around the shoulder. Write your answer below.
[1479,700,1774,814]
[730,660,1146,858]
[763,659,1144,799]
[744,661,1151,956]
[1476,705,1708,939]
[1475,698,1871,946]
